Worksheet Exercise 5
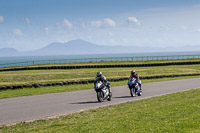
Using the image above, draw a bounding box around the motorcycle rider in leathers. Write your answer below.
[94,72,111,95]
[129,70,142,90]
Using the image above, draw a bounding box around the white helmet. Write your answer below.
[131,70,136,75]
[97,71,102,77]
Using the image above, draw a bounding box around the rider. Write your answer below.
[94,71,111,95]
[129,70,142,90]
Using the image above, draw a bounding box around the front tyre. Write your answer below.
[130,88,136,97]
[107,92,112,101]
[97,91,104,102]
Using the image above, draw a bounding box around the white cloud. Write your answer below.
[25,18,31,24]
[0,16,4,23]
[13,29,23,36]
[127,17,140,25]
[63,18,73,29]
[45,27,49,35]
[104,18,116,27]
[91,20,102,27]
[81,21,86,29]
[90,18,116,28]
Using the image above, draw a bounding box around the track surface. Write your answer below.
[0,78,200,125]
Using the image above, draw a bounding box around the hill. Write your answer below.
[0,39,200,57]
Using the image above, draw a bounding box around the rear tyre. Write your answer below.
[138,90,142,96]
[97,91,104,102]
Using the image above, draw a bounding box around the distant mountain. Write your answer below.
[0,48,19,57]
[35,39,103,55]
[23,39,144,56]
[0,39,200,57]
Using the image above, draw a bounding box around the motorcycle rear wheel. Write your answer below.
[138,90,142,96]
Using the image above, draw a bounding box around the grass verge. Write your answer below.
[1,87,200,132]
[1,64,200,86]
[0,76,199,99]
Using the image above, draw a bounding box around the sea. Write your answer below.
[0,51,200,68]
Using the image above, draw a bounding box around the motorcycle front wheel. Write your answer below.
[107,92,112,101]
[130,88,136,97]
[97,91,104,102]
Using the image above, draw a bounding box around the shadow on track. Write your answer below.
[70,101,99,104]
[71,96,132,104]
[113,96,132,98]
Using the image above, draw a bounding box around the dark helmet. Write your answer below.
[97,71,102,77]
[131,70,136,75]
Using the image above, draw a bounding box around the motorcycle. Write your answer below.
[94,81,112,102]
[128,78,142,97]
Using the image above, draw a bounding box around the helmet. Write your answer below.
[97,71,102,77]
[131,70,136,75]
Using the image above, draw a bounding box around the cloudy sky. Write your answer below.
[1,0,200,51]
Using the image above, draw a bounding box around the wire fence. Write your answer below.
[0,55,200,68]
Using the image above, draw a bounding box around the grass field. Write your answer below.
[0,59,200,99]
[1,87,200,132]
[0,59,200,132]
[0,64,200,86]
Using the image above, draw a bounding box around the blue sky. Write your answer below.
[1,0,200,51]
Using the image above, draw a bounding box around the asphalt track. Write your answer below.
[0,78,200,126]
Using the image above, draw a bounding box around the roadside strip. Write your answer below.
[1,73,200,91]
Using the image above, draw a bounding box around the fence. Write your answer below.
[0,55,200,68]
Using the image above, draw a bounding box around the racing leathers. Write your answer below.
[94,75,111,95]
[129,74,142,90]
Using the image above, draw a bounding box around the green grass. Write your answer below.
[1,87,200,132]
[0,59,200,99]
[0,76,199,99]
[1,64,200,86]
